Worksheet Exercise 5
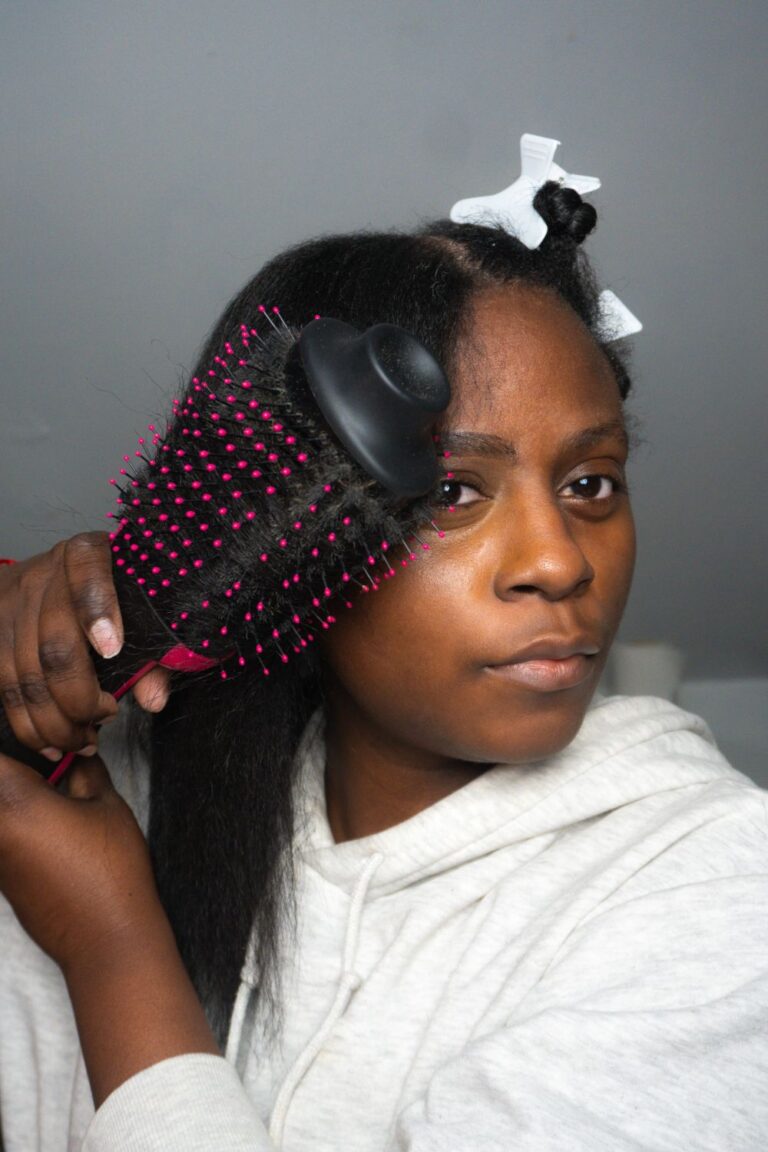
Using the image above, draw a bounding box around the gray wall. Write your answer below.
[1,0,766,679]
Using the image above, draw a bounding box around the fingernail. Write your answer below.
[89,618,121,659]
[41,747,64,762]
[77,744,98,757]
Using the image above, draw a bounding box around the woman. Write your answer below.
[1,185,766,1150]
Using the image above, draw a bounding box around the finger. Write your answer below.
[5,577,105,756]
[62,533,124,660]
[0,541,118,758]
[64,754,114,801]
[35,575,119,745]
[132,667,171,712]
[0,562,54,753]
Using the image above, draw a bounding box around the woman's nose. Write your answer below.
[493,494,594,602]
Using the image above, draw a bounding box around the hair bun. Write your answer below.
[533,181,597,247]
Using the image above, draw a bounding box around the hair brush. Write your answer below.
[0,308,453,784]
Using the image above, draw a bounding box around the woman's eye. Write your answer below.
[427,472,626,512]
[430,478,483,508]
[564,474,624,500]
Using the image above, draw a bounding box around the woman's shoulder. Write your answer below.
[539,693,768,916]
[579,691,753,772]
[486,691,767,844]
[472,692,768,918]
[568,691,765,805]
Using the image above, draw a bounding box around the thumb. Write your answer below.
[64,753,115,801]
[132,667,171,712]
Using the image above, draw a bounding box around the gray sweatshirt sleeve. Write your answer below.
[81,1055,269,1150]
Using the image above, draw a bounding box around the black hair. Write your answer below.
[125,183,633,1047]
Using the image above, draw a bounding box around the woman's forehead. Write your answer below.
[445,285,623,433]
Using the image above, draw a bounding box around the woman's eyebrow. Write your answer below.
[438,421,630,461]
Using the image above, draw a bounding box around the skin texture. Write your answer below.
[317,285,636,841]
[0,280,636,1106]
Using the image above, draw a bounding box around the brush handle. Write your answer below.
[0,568,221,784]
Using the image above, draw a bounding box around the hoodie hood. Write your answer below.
[294,692,747,897]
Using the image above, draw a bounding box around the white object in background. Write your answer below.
[678,678,768,789]
[609,641,685,703]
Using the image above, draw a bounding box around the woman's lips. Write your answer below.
[484,653,596,692]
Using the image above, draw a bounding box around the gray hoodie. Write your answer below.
[1,692,767,1150]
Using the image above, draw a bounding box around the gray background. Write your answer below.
[1,0,766,681]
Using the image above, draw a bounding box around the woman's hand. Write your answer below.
[0,749,160,974]
[0,532,171,761]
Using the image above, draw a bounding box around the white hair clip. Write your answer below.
[450,133,642,340]
[595,289,642,340]
[450,133,599,249]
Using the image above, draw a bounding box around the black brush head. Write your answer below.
[109,314,451,677]
[298,318,450,500]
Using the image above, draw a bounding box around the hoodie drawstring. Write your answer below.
[268,852,384,1147]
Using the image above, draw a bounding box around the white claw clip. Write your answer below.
[596,289,643,340]
[450,133,600,249]
[450,132,641,340]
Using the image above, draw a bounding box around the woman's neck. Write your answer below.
[322,693,485,844]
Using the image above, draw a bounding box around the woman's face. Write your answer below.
[317,284,636,767]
